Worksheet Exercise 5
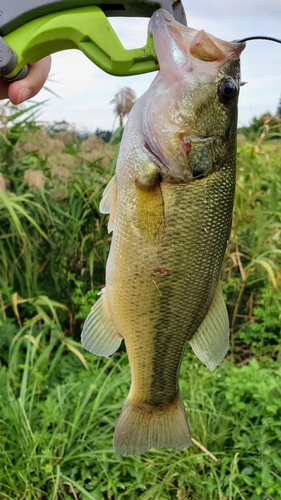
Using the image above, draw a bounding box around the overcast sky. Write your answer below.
[31,0,281,132]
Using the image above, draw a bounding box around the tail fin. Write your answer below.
[114,393,191,456]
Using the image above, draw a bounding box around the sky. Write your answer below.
[31,0,281,132]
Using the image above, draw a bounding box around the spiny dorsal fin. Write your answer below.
[99,175,118,233]
[81,291,122,357]
[189,283,229,371]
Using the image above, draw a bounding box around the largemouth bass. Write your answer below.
[82,9,245,456]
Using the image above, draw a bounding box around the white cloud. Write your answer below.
[184,0,281,21]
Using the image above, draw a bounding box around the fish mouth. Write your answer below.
[148,9,245,87]
[189,29,245,62]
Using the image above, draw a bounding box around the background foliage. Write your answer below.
[0,102,280,499]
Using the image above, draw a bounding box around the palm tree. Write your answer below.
[110,87,137,128]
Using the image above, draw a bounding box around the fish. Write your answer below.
[81,9,245,456]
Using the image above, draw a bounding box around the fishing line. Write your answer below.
[235,36,281,44]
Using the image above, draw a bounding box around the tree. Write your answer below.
[110,87,137,128]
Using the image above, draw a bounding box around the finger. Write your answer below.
[7,56,51,104]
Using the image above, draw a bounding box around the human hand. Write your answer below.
[0,56,51,104]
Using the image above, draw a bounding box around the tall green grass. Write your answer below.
[0,103,116,334]
[0,323,280,499]
[0,104,280,499]
[0,103,280,349]
[222,117,281,358]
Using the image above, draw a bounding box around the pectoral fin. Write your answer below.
[135,171,164,244]
[189,283,229,371]
[81,292,122,357]
[99,175,118,233]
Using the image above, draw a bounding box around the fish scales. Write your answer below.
[150,171,236,401]
[81,9,245,455]
[107,165,235,404]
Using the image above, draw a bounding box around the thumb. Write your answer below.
[7,56,51,104]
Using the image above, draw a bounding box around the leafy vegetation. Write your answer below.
[0,102,116,335]
[0,103,280,499]
[225,116,281,360]
[1,327,281,500]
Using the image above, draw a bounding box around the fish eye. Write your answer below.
[218,79,238,104]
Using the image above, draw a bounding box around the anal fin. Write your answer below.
[81,292,122,357]
[189,283,229,371]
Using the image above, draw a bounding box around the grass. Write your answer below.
[0,103,116,332]
[0,103,280,347]
[0,323,281,500]
[223,118,281,360]
[0,104,280,499]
